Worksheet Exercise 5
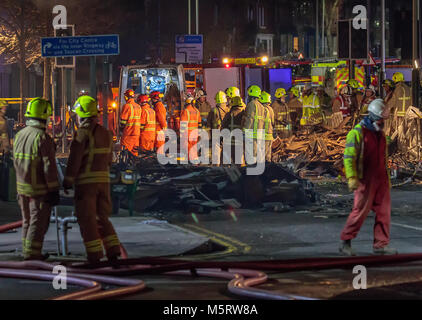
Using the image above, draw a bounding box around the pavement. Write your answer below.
[0,204,211,261]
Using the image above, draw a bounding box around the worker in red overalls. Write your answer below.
[180,96,201,162]
[150,91,167,155]
[137,94,156,152]
[340,99,397,256]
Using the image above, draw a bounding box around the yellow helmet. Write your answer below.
[73,95,98,118]
[392,72,404,83]
[25,97,52,120]
[274,88,287,99]
[215,91,227,104]
[247,85,261,98]
[225,86,240,98]
[259,91,271,104]
[347,79,360,89]
[289,86,300,98]
[0,100,7,108]
[231,96,243,107]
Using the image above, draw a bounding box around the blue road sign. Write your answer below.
[41,34,119,57]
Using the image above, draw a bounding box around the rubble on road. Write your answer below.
[117,161,318,214]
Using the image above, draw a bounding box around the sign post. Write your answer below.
[175,35,203,64]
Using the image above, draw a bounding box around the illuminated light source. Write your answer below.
[261,56,268,63]
[222,57,230,64]
[414,59,419,69]
[225,64,230,68]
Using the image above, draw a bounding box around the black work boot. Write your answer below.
[339,240,356,256]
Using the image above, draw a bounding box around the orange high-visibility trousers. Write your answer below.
[139,105,156,152]
[74,183,121,263]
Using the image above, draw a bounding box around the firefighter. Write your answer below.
[340,99,397,256]
[180,95,201,162]
[332,85,354,118]
[300,83,322,126]
[207,91,230,165]
[150,91,167,155]
[358,85,377,118]
[63,95,121,263]
[225,86,246,108]
[243,85,266,162]
[120,89,141,156]
[347,79,364,108]
[137,94,157,152]
[221,96,245,164]
[387,72,411,118]
[316,86,332,116]
[0,100,10,155]
[382,79,395,104]
[271,88,292,138]
[14,98,60,260]
[287,86,302,132]
[259,91,275,162]
[195,89,211,127]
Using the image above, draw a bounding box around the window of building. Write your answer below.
[258,5,265,28]
[214,4,219,26]
[247,5,254,22]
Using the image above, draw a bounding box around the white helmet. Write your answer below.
[368,99,387,119]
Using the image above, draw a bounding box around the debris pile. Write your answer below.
[118,161,318,214]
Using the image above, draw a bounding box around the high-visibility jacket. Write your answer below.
[386,82,411,117]
[64,118,113,186]
[343,123,389,181]
[263,104,275,141]
[139,104,157,151]
[180,104,201,140]
[287,97,302,126]
[222,105,245,146]
[207,103,230,130]
[243,98,266,140]
[120,99,141,153]
[0,113,10,153]
[196,100,212,124]
[13,120,59,196]
[153,101,167,152]
[271,100,291,133]
[300,93,322,125]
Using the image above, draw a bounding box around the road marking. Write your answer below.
[178,223,251,260]
[392,222,422,232]
[185,224,252,253]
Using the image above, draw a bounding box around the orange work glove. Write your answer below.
[348,177,360,191]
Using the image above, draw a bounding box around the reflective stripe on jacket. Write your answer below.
[120,99,141,136]
[300,94,322,125]
[64,118,113,186]
[180,104,201,139]
[243,99,266,139]
[13,120,59,196]
[263,104,275,141]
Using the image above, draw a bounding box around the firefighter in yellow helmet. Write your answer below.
[272,88,292,138]
[0,100,10,155]
[225,86,246,108]
[13,98,60,260]
[207,91,230,165]
[259,91,275,162]
[347,79,364,111]
[63,95,121,263]
[386,72,411,120]
[300,83,322,127]
[287,86,302,132]
[392,72,404,83]
[243,85,266,162]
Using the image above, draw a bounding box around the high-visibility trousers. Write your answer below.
[75,183,121,263]
[140,132,155,152]
[121,135,139,156]
[19,195,52,259]
[340,177,391,249]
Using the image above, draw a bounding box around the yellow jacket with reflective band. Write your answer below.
[64,118,113,186]
[300,93,322,125]
[271,100,291,132]
[263,104,275,141]
[343,123,389,183]
[13,120,59,196]
[243,98,266,140]
[207,103,230,130]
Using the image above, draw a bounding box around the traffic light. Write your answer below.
[54,25,75,68]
